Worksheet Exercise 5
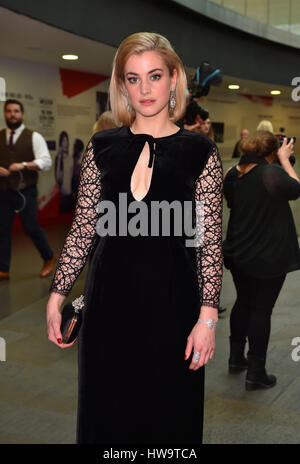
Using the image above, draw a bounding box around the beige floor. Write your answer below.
[0,158,299,444]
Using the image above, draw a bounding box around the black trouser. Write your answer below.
[0,185,53,272]
[229,265,286,358]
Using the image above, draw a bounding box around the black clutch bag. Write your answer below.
[60,295,85,344]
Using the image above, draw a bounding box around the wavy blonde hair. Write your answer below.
[256,120,274,133]
[92,111,117,135]
[109,32,188,126]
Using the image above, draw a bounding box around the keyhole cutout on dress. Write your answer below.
[130,141,155,201]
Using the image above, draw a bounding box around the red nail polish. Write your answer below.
[57,338,62,344]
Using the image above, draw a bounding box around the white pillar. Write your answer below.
[0,337,6,362]
[0,77,6,101]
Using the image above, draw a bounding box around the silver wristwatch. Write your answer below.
[197,318,217,330]
[22,162,28,169]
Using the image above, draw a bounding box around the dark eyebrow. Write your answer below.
[125,68,164,77]
[148,68,163,73]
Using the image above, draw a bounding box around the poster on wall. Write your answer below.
[39,97,55,139]
[54,130,84,215]
[96,91,109,120]
[0,58,109,231]
[212,122,224,143]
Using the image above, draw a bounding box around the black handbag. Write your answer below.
[60,295,85,343]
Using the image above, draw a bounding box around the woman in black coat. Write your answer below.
[223,131,300,390]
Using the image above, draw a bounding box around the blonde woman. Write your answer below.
[256,120,274,133]
[46,32,223,444]
[92,110,117,135]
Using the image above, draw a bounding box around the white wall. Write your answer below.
[201,89,300,158]
[0,56,110,199]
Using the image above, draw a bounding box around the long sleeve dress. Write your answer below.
[50,125,223,444]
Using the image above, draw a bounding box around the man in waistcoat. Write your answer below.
[0,99,55,280]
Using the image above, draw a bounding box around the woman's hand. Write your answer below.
[184,307,218,370]
[46,292,77,349]
[277,137,294,162]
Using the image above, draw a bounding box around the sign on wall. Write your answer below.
[0,57,109,230]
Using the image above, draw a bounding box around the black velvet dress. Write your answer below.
[50,126,223,445]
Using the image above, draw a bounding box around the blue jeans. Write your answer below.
[0,185,53,272]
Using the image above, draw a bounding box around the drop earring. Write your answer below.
[125,90,130,112]
[170,88,176,112]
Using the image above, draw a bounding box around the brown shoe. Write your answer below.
[0,272,9,281]
[40,256,56,278]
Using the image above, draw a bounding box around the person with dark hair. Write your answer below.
[223,130,300,390]
[59,131,69,149]
[54,131,69,187]
[4,99,24,113]
[0,99,55,280]
[54,131,74,213]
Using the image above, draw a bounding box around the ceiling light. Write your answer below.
[228,84,240,90]
[62,54,79,60]
[270,90,281,95]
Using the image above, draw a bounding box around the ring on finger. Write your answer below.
[192,351,201,363]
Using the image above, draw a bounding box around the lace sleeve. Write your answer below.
[194,145,223,310]
[49,139,101,296]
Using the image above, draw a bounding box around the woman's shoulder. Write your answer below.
[261,162,285,173]
[260,162,289,183]
[224,165,241,184]
[224,165,238,178]
[90,126,129,159]
[175,130,221,178]
[261,162,300,195]
[92,126,126,144]
[179,129,218,163]
[180,129,216,150]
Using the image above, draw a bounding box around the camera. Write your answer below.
[189,61,223,99]
[274,134,296,166]
[276,134,296,146]
[181,61,222,127]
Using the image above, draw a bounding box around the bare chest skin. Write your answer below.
[130,142,155,201]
